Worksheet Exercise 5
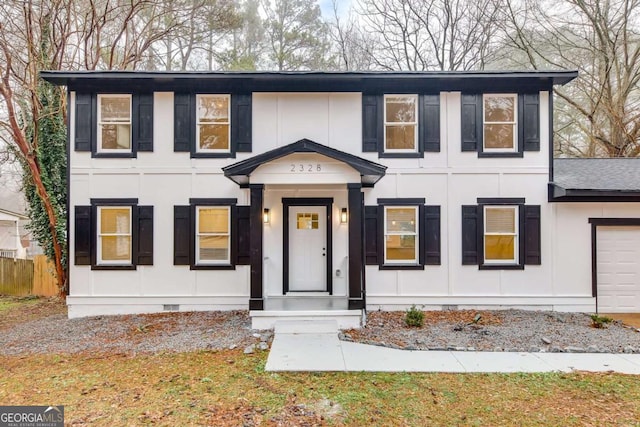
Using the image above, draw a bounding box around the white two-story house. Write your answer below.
[41,70,640,328]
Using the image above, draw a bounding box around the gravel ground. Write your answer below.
[0,308,268,356]
[341,310,640,353]
[3,298,640,355]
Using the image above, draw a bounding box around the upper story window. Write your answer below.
[97,94,132,153]
[483,205,518,264]
[196,95,231,153]
[384,206,419,265]
[196,206,231,265]
[97,206,132,265]
[483,94,517,153]
[384,95,418,153]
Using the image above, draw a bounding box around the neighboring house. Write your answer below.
[41,70,638,327]
[0,208,28,259]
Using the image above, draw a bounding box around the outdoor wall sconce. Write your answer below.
[340,208,348,224]
[263,208,270,224]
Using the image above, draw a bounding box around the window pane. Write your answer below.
[485,208,515,233]
[199,208,228,233]
[297,213,319,229]
[386,208,416,233]
[386,97,416,123]
[199,236,229,261]
[484,96,514,122]
[385,125,416,150]
[101,124,131,149]
[101,236,131,261]
[100,97,130,121]
[386,235,416,261]
[484,124,514,149]
[485,235,515,260]
[100,208,131,234]
[198,96,229,122]
[199,124,229,150]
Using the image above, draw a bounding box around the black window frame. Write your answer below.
[174,198,240,270]
[174,93,252,158]
[362,93,440,158]
[377,198,426,270]
[461,92,540,158]
[75,92,154,158]
[462,197,541,270]
[74,198,154,270]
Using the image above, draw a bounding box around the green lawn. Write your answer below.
[1,351,639,426]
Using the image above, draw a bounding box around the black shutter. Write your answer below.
[461,94,481,152]
[522,93,540,151]
[174,205,191,265]
[134,93,154,152]
[75,93,93,152]
[362,95,382,152]
[236,205,250,265]
[524,205,541,265]
[424,205,441,265]
[364,206,379,265]
[74,206,92,265]
[422,94,440,152]
[137,206,154,265]
[462,205,479,265]
[174,93,192,152]
[231,94,252,152]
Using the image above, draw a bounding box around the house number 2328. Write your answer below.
[290,164,322,172]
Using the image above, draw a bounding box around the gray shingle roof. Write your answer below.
[554,158,640,191]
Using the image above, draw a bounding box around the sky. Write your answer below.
[318,0,352,19]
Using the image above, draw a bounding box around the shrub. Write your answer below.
[590,314,613,329]
[405,305,425,327]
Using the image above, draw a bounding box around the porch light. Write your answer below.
[340,208,348,224]
[263,208,270,224]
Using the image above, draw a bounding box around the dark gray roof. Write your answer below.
[553,158,640,191]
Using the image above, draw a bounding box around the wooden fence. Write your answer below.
[32,255,59,296]
[0,257,34,296]
[0,255,59,297]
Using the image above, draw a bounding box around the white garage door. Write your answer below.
[597,226,640,312]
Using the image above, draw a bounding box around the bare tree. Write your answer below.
[328,0,375,70]
[355,0,500,71]
[498,0,640,157]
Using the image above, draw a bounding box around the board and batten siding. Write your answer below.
[68,89,600,317]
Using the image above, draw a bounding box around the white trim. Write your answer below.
[383,94,418,153]
[482,93,517,153]
[383,205,419,265]
[96,206,132,265]
[97,94,132,153]
[195,205,231,265]
[483,205,518,265]
[195,94,231,153]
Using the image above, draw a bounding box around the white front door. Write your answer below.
[288,206,327,292]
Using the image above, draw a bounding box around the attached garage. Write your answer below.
[596,226,640,313]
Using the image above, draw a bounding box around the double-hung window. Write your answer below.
[483,94,517,152]
[483,206,518,265]
[196,94,230,153]
[196,206,231,265]
[384,206,419,265]
[384,95,418,152]
[97,94,132,152]
[97,206,132,265]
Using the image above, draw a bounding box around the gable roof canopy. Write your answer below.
[223,139,387,187]
[550,158,640,201]
[40,70,578,93]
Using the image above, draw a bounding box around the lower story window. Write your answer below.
[196,206,230,264]
[384,206,418,264]
[97,206,132,265]
[484,205,518,264]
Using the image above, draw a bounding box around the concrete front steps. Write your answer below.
[250,309,362,329]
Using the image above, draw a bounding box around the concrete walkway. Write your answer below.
[265,321,640,374]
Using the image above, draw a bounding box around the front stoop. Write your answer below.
[250,309,363,330]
